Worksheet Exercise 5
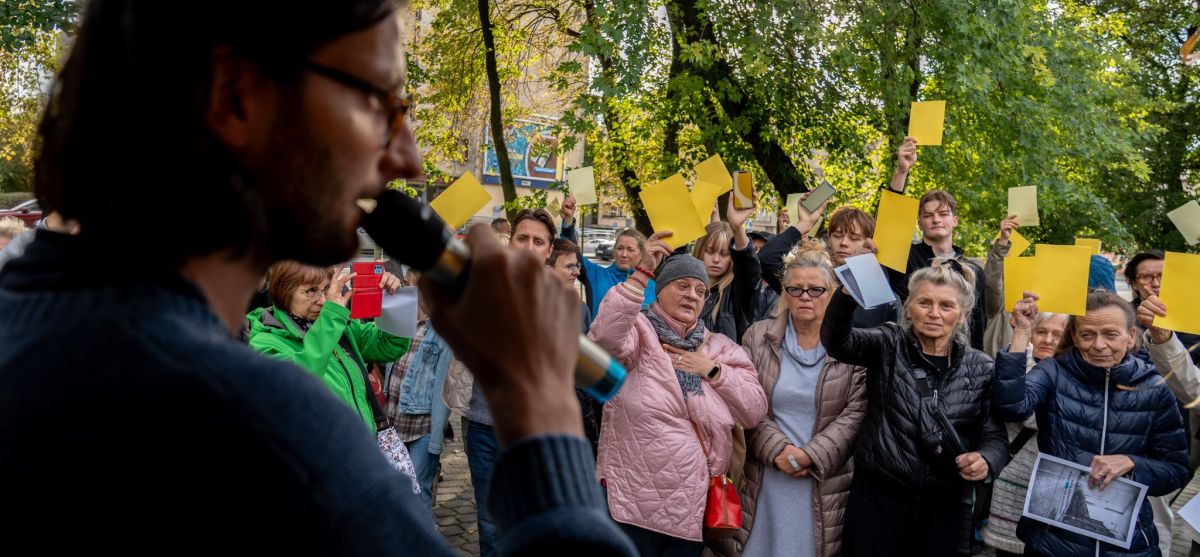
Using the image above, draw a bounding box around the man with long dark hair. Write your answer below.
[0,1,635,555]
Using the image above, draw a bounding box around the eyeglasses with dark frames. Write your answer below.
[784,286,828,298]
[303,60,413,148]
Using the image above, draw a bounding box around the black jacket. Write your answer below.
[883,241,987,351]
[701,241,762,343]
[821,289,1009,491]
[758,226,898,328]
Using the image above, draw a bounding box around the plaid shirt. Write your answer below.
[385,320,433,442]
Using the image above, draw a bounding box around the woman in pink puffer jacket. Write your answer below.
[589,238,767,556]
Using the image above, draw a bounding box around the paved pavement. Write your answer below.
[434,424,481,556]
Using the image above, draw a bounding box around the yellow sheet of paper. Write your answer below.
[1075,238,1101,256]
[1008,186,1040,227]
[1168,200,1200,246]
[908,101,946,146]
[1158,252,1200,335]
[690,180,724,224]
[1184,30,1200,65]
[429,172,491,229]
[784,193,804,226]
[639,173,706,250]
[694,155,732,194]
[567,166,597,206]
[874,190,920,273]
[1004,256,1036,311]
[1032,244,1092,315]
[996,229,1031,258]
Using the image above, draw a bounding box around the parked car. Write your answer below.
[595,239,615,261]
[0,199,41,228]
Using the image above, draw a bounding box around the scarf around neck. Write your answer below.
[646,304,707,399]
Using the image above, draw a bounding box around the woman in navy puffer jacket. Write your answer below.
[993,289,1188,557]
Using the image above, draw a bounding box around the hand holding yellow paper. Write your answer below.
[694,155,732,194]
[1004,256,1036,311]
[874,190,920,272]
[429,172,491,229]
[907,101,946,146]
[1167,201,1200,246]
[639,173,706,250]
[1008,186,1040,227]
[784,193,804,226]
[689,180,724,224]
[1074,238,1101,256]
[996,229,1031,258]
[567,166,597,205]
[1157,252,1200,335]
[1032,244,1092,315]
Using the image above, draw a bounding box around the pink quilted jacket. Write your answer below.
[588,284,767,541]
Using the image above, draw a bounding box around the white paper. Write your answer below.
[1023,452,1149,550]
[1180,491,1200,535]
[375,286,419,338]
[568,166,597,206]
[835,253,897,309]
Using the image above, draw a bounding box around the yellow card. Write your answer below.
[784,193,804,226]
[874,190,920,272]
[639,173,706,250]
[1004,256,1036,311]
[908,101,946,146]
[429,172,491,229]
[1168,200,1200,246]
[694,155,733,194]
[996,229,1031,258]
[1032,244,1092,315]
[1008,186,1040,227]
[567,166,597,206]
[689,180,724,224]
[1074,238,1101,256]
[1158,252,1200,335]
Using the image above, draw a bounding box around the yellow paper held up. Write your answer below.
[1167,200,1200,246]
[689,180,724,224]
[1008,186,1040,227]
[639,173,706,250]
[874,190,920,273]
[908,101,946,146]
[1074,238,1101,256]
[783,193,804,227]
[1004,256,1036,311]
[429,172,491,229]
[1158,252,1200,336]
[1032,244,1092,316]
[567,166,597,205]
[694,155,733,194]
[995,229,1031,258]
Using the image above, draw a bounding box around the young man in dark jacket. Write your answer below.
[884,136,988,351]
[0,1,635,555]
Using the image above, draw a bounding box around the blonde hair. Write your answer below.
[900,258,976,341]
[773,239,838,318]
[692,222,736,321]
[0,216,28,241]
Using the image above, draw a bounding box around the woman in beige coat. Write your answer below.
[714,240,867,557]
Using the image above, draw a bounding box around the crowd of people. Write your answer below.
[2,1,1199,557]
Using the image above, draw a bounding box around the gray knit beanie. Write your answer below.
[655,255,709,297]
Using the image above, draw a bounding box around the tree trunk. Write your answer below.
[479,0,518,221]
[584,0,653,235]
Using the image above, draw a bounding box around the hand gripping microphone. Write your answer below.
[359,190,627,402]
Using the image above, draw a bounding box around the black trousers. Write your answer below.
[843,471,963,557]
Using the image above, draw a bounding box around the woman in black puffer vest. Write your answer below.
[821,258,1009,557]
[994,289,1188,557]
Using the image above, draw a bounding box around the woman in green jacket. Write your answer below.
[247,261,410,432]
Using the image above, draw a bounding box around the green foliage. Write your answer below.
[0,0,80,50]
[0,191,32,208]
[0,27,64,192]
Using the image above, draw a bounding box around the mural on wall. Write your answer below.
[483,119,562,189]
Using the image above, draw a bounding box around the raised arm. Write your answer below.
[886,136,916,194]
[992,292,1056,421]
[1139,296,1200,405]
[819,288,895,370]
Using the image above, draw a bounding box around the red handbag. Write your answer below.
[690,421,743,540]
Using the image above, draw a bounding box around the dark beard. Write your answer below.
[255,111,362,266]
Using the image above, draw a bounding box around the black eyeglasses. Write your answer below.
[784,286,828,298]
[303,60,413,147]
